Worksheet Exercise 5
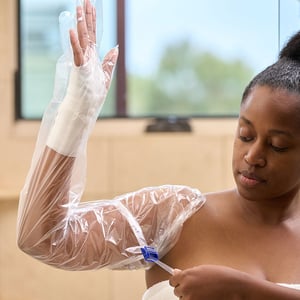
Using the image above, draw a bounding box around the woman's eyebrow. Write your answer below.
[269,129,294,138]
[240,116,294,138]
[239,116,252,126]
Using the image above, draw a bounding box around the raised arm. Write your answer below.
[17,0,205,271]
[17,0,118,269]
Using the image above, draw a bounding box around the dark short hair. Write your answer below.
[242,31,300,103]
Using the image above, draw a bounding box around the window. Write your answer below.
[17,0,117,119]
[17,0,300,119]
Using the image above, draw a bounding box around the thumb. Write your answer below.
[169,269,182,287]
[173,268,182,276]
[102,46,119,90]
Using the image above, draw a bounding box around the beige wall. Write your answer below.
[0,0,238,299]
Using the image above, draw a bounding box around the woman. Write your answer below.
[17,0,300,299]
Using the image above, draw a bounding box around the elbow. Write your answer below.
[17,231,43,257]
[17,232,69,271]
[17,239,35,259]
[17,234,26,253]
[16,227,30,254]
[17,226,52,260]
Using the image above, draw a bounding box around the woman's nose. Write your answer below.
[244,143,266,167]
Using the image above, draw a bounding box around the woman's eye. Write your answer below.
[271,145,288,152]
[239,135,252,142]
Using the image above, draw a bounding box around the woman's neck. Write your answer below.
[234,189,300,226]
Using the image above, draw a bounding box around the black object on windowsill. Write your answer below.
[145,117,192,133]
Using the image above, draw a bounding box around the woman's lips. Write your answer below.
[239,171,266,187]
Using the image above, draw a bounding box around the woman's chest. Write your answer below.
[163,210,300,283]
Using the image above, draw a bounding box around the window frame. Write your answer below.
[16,0,290,120]
[15,0,127,120]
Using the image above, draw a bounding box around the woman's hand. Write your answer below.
[46,0,118,156]
[170,264,300,300]
[70,0,95,67]
[169,265,246,300]
[69,0,118,89]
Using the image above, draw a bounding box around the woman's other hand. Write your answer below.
[169,265,246,300]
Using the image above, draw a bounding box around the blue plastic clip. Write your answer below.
[141,246,174,274]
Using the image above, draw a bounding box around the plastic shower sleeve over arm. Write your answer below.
[17,0,206,271]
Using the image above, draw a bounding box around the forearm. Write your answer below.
[17,147,75,253]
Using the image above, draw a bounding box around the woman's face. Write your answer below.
[232,85,300,202]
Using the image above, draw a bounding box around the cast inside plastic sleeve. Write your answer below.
[46,0,107,157]
[46,49,106,157]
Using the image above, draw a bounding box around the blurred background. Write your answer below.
[1,0,300,299]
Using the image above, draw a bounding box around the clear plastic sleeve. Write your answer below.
[17,0,206,271]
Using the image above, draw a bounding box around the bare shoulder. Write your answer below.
[194,188,238,223]
[145,188,237,287]
[164,189,238,262]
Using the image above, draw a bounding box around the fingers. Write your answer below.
[102,47,119,90]
[77,0,95,50]
[84,0,96,44]
[169,268,182,286]
[169,269,183,298]
[70,0,96,66]
[76,6,89,52]
[70,29,83,66]
[69,0,117,81]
